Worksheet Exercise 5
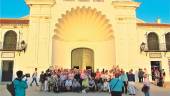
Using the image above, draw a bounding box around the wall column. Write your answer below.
[25,0,55,72]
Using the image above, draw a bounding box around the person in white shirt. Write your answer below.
[65,78,72,91]
[30,68,39,86]
[103,79,109,92]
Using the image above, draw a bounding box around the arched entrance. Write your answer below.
[52,7,115,71]
[71,48,94,70]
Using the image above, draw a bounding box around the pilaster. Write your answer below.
[25,0,55,69]
[112,1,141,70]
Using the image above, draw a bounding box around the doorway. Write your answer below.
[1,60,14,81]
[151,61,161,80]
[71,48,94,70]
[86,66,92,70]
[73,66,79,69]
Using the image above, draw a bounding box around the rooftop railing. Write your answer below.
[0,41,27,52]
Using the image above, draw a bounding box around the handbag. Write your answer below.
[6,78,18,96]
[141,85,149,92]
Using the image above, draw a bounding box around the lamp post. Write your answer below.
[140,42,146,52]
[20,40,27,52]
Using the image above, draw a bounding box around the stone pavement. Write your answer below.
[0,83,169,96]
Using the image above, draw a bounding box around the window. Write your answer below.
[3,30,17,50]
[147,32,159,50]
[165,32,170,51]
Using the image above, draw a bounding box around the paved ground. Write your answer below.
[0,83,170,96]
[136,83,170,96]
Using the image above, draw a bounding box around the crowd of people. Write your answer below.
[138,68,166,87]
[38,67,117,93]
[11,65,166,96]
[151,68,166,87]
[28,66,152,96]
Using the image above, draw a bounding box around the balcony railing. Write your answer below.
[0,41,27,52]
[141,43,170,52]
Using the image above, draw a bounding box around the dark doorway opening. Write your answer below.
[151,61,161,81]
[1,60,14,81]
[73,66,79,69]
[86,66,92,70]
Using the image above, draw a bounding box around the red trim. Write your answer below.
[137,23,170,27]
[0,19,29,24]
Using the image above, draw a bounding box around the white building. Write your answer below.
[0,0,170,82]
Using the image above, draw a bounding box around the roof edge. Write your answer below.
[137,23,170,27]
[0,19,29,24]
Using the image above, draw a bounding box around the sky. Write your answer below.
[0,0,170,23]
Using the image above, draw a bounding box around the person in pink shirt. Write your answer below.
[95,69,101,79]
[142,75,150,96]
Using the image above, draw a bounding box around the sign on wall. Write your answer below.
[1,52,15,58]
[149,53,162,58]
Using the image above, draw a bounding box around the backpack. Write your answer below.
[6,81,15,96]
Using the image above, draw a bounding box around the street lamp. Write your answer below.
[20,40,27,52]
[140,42,146,52]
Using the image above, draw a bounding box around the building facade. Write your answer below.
[0,0,170,82]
